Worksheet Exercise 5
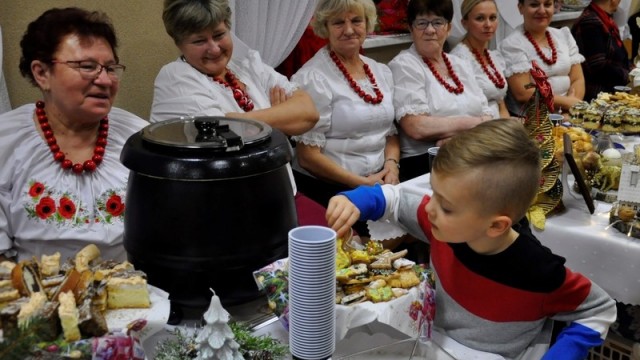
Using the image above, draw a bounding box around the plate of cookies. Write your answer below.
[254,236,434,341]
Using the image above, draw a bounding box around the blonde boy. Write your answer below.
[327,119,616,359]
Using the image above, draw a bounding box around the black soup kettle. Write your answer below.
[120,116,297,315]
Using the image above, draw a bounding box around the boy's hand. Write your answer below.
[326,195,360,239]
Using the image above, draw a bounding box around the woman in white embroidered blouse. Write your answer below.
[0,8,148,262]
[451,0,509,119]
[389,0,493,181]
[151,0,318,136]
[499,0,585,116]
[291,0,399,237]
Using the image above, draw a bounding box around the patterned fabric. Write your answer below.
[0,104,148,261]
[572,4,631,101]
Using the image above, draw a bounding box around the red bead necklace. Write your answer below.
[35,100,108,174]
[470,47,505,89]
[213,69,254,112]
[422,53,464,95]
[524,30,557,66]
[329,51,383,104]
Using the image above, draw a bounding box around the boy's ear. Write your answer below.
[487,215,513,238]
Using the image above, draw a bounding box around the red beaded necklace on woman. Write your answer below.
[469,46,505,89]
[329,50,383,104]
[524,30,557,66]
[35,100,108,174]
[422,52,464,95]
[212,69,255,112]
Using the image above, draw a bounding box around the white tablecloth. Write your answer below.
[374,173,640,305]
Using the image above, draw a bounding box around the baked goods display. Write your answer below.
[0,244,151,341]
[335,238,421,305]
[570,92,640,133]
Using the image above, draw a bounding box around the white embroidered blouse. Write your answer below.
[0,104,148,261]
[291,47,397,178]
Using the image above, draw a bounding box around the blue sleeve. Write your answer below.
[339,184,386,221]
[543,322,604,360]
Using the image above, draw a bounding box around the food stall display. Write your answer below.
[253,237,433,341]
[0,244,169,359]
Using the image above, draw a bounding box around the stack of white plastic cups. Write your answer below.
[288,225,337,360]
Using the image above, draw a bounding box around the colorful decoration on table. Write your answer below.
[195,289,243,360]
[523,61,563,230]
[0,317,145,360]
[417,270,436,342]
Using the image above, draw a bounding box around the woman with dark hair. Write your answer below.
[0,8,148,261]
[572,0,630,101]
[389,0,493,181]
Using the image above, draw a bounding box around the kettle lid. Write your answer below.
[142,116,271,151]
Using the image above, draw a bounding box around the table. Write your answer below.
[395,173,640,305]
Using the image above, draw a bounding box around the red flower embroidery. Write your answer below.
[105,194,125,217]
[57,197,76,219]
[29,182,45,197]
[35,196,56,219]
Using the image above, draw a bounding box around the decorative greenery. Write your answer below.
[0,317,85,360]
[230,322,288,360]
[154,327,198,360]
[154,322,288,360]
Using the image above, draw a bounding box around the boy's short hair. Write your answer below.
[432,119,541,221]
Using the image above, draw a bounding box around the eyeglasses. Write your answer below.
[413,18,448,31]
[50,60,126,81]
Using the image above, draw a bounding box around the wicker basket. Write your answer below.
[588,333,639,360]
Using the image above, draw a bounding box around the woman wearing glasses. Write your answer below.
[499,0,585,116]
[389,0,492,181]
[450,0,509,119]
[0,8,148,261]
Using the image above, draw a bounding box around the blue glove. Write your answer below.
[543,322,604,360]
[339,184,386,221]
